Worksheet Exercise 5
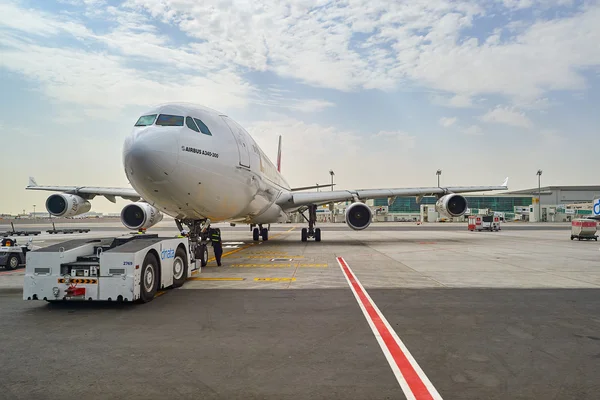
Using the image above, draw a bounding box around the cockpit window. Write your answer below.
[156,114,184,126]
[185,117,200,132]
[134,114,157,126]
[193,118,212,136]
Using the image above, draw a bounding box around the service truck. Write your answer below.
[23,233,198,303]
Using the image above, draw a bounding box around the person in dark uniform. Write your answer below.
[210,227,223,266]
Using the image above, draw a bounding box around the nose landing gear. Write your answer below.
[177,218,211,267]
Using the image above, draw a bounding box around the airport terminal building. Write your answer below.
[348,185,600,223]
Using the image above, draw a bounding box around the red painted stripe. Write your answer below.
[337,256,435,400]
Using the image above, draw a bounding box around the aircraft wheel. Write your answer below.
[261,228,269,241]
[139,252,158,303]
[301,228,308,242]
[200,244,209,267]
[172,247,188,288]
[315,228,321,242]
[253,228,259,241]
[6,255,20,271]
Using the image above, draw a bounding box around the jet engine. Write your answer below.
[121,202,163,230]
[345,202,373,231]
[45,194,91,217]
[435,193,468,218]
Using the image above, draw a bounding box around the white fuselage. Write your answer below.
[122,103,292,224]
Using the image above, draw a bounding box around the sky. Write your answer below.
[1,0,599,214]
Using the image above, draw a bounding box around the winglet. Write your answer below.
[501,177,509,188]
[276,135,282,173]
[28,176,38,187]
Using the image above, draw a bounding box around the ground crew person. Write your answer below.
[210,227,223,266]
[177,229,188,238]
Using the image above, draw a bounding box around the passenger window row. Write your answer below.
[134,114,212,136]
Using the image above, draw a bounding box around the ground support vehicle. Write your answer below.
[23,234,198,303]
[570,219,598,241]
[468,215,501,231]
[0,237,36,270]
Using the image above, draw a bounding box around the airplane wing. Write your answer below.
[25,177,141,203]
[279,177,509,209]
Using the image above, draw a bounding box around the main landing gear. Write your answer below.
[251,224,269,241]
[300,204,321,242]
[176,218,211,267]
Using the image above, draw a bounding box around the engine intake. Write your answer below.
[345,202,373,231]
[45,194,91,217]
[435,194,468,218]
[121,202,163,230]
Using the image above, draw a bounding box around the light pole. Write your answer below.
[316,183,319,192]
[33,204,36,220]
[329,170,335,191]
[536,170,542,222]
[329,170,335,222]
[436,169,442,187]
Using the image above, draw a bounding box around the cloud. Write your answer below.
[0,43,255,118]
[462,125,484,135]
[431,94,476,109]
[480,106,533,128]
[255,98,336,113]
[2,0,600,117]
[500,0,575,11]
[247,117,418,188]
[0,1,93,38]
[117,0,600,104]
[374,131,417,148]
[439,117,458,127]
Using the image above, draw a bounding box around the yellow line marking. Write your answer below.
[254,277,297,282]
[298,264,328,267]
[232,264,292,267]
[248,251,289,255]
[154,291,166,298]
[244,255,304,259]
[205,227,296,264]
[229,263,327,267]
[188,277,245,281]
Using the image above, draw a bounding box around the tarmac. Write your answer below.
[1,221,599,399]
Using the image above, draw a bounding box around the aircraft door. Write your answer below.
[221,116,250,168]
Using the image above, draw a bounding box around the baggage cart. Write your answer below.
[470,215,500,232]
[46,222,90,234]
[570,219,598,241]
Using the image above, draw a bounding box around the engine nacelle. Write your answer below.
[435,193,468,218]
[345,202,373,231]
[121,202,163,230]
[45,194,91,217]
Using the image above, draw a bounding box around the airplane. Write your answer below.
[26,102,509,266]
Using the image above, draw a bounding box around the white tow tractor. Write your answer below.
[23,234,199,303]
[1,237,39,270]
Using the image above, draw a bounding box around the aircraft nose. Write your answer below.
[123,127,179,182]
